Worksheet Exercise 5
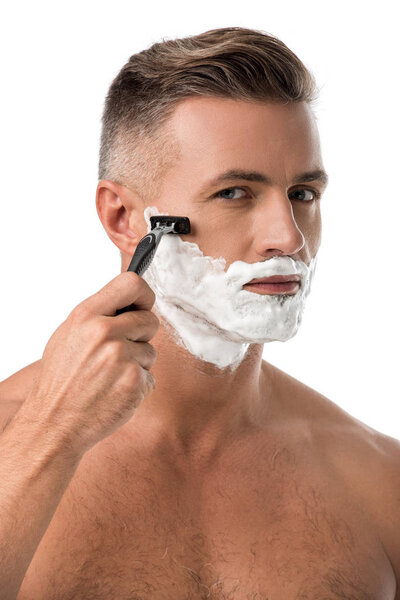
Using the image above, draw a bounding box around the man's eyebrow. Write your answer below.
[200,168,329,190]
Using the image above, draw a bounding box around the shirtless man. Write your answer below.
[1,26,399,600]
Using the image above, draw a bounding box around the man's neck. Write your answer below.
[123,324,272,462]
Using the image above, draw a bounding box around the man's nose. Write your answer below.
[252,193,305,257]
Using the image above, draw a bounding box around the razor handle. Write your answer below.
[115,231,161,315]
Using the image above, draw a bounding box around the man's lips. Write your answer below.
[243,275,301,295]
[245,275,301,284]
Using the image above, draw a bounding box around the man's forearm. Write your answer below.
[0,410,82,599]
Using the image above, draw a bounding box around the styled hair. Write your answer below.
[98,26,319,207]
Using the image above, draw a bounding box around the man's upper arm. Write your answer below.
[0,359,42,431]
[0,360,41,403]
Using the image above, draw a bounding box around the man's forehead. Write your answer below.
[168,97,319,155]
[165,97,322,185]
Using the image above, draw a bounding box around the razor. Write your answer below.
[115,216,191,315]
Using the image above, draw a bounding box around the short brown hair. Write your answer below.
[98,26,319,205]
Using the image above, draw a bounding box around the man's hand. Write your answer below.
[11,271,160,458]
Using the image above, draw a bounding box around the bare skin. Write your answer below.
[1,98,399,598]
[1,358,399,599]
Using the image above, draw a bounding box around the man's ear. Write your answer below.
[95,179,147,256]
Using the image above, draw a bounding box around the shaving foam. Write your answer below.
[142,207,317,371]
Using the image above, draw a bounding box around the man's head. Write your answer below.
[96,27,328,370]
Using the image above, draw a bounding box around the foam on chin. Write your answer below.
[142,206,317,371]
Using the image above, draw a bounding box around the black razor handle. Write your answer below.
[115,232,160,315]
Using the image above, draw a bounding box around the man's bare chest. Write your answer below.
[17,433,395,600]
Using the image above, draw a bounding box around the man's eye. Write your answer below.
[214,187,248,200]
[289,188,320,202]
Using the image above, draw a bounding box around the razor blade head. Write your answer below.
[150,216,191,235]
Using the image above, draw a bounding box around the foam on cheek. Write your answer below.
[142,206,317,371]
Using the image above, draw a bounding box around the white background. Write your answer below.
[0,1,399,438]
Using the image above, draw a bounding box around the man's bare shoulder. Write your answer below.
[0,359,42,430]
[271,362,400,473]
[268,361,389,436]
[269,362,400,584]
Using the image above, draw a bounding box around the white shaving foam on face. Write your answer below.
[142,206,317,371]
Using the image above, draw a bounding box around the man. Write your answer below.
[1,26,399,599]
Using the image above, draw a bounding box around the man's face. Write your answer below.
[139,97,327,270]
[122,97,328,370]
